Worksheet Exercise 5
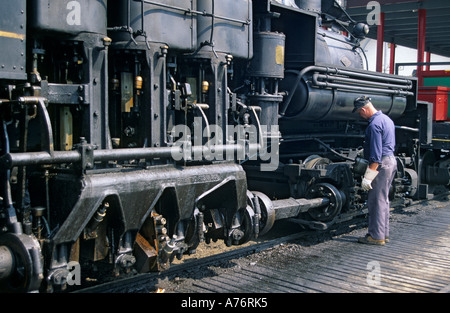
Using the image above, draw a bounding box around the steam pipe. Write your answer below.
[322,67,412,85]
[314,73,412,91]
[0,144,248,169]
[312,74,414,96]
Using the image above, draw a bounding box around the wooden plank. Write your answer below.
[161,203,450,293]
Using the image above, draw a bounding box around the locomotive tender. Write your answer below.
[0,0,448,292]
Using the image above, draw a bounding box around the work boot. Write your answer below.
[385,236,390,243]
[357,234,385,246]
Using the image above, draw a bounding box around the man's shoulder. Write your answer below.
[373,111,393,124]
[368,111,394,132]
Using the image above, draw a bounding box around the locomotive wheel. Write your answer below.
[404,168,418,198]
[229,206,255,246]
[419,150,438,194]
[0,233,43,293]
[250,191,275,236]
[419,150,436,185]
[304,155,331,169]
[306,183,343,222]
[183,208,203,255]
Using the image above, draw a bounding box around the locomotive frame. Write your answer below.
[0,0,448,292]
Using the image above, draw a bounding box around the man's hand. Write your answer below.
[362,167,378,191]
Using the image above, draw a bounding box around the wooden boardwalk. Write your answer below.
[178,200,450,293]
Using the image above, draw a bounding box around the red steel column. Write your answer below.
[389,43,396,74]
[376,12,385,73]
[417,8,426,86]
[426,51,431,71]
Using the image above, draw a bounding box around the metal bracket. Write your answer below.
[74,137,96,171]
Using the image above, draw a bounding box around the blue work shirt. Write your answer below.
[363,111,396,164]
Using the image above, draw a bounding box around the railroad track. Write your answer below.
[74,215,368,293]
[73,193,449,293]
[74,229,321,293]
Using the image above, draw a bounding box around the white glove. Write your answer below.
[361,168,378,191]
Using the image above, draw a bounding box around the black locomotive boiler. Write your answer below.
[0,0,448,292]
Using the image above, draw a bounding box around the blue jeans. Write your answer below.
[367,155,397,240]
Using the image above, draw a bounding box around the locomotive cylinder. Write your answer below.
[248,32,286,78]
[247,31,285,136]
[29,0,107,35]
[197,0,253,59]
[108,0,196,51]
[249,94,283,129]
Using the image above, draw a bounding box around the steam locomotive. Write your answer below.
[0,0,448,292]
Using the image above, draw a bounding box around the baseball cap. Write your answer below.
[352,96,371,113]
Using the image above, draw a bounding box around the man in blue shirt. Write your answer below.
[353,96,397,245]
